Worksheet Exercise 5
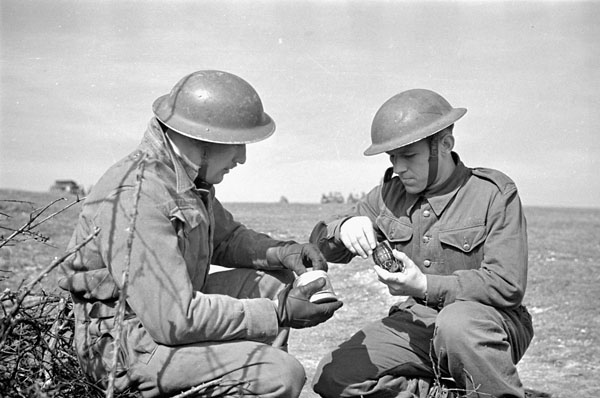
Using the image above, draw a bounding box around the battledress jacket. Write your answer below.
[311,153,528,310]
[61,119,285,363]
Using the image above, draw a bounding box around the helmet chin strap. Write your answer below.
[195,145,210,186]
[426,135,439,189]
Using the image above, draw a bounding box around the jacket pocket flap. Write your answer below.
[169,205,203,232]
[376,216,413,243]
[439,225,486,253]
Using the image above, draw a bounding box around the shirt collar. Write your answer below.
[423,152,470,217]
[164,131,202,179]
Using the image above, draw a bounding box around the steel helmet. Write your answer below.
[364,89,466,156]
[152,70,275,144]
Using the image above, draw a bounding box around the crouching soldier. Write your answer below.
[59,70,343,398]
[310,89,533,398]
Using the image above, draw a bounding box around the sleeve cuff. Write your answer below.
[241,298,280,342]
[331,217,352,239]
[425,274,459,308]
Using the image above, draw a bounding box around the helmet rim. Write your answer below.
[152,94,275,144]
[364,107,466,156]
[152,70,276,145]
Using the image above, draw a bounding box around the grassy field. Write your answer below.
[1,190,599,397]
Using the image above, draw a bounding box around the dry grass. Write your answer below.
[1,291,104,397]
[0,193,134,398]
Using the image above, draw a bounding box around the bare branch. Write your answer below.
[0,197,75,249]
[0,227,100,344]
[170,378,224,398]
[41,297,68,386]
[106,159,146,398]
[29,196,85,230]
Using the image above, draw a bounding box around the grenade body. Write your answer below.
[372,241,405,272]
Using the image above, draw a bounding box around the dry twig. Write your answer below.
[0,197,84,249]
[0,195,121,397]
[0,228,100,344]
[106,159,146,398]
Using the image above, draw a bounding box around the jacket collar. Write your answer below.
[424,152,470,217]
[140,118,212,195]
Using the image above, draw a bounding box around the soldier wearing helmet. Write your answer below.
[310,89,533,397]
[59,70,342,397]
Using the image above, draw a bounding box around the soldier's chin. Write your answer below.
[402,180,424,194]
[205,173,226,185]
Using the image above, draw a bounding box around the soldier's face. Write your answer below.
[202,142,247,184]
[386,139,430,194]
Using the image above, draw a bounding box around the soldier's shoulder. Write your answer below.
[470,167,516,194]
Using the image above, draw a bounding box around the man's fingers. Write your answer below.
[340,216,376,258]
[297,277,327,296]
[320,300,343,314]
[343,231,374,258]
[311,260,328,272]
[353,236,369,258]
[364,228,377,251]
[357,229,376,258]
[304,247,329,271]
[373,265,392,281]
[341,235,358,255]
[392,250,408,261]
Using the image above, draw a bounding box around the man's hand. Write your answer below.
[267,243,328,275]
[277,278,343,328]
[373,250,427,298]
[340,216,377,259]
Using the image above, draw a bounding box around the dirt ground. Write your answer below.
[1,192,598,397]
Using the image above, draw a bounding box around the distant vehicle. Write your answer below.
[347,192,366,204]
[50,179,85,196]
[320,192,345,204]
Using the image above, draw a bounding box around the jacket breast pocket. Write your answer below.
[438,224,486,270]
[170,205,202,239]
[169,205,206,263]
[375,215,413,245]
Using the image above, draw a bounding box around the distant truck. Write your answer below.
[49,179,85,196]
[320,191,345,204]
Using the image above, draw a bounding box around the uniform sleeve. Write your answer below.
[210,198,289,269]
[310,185,383,263]
[96,184,278,346]
[426,184,528,309]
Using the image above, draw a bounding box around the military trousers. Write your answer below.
[312,299,533,398]
[86,268,304,398]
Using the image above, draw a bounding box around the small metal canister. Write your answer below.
[293,270,339,303]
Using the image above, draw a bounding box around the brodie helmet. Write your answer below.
[152,70,275,144]
[364,89,466,156]
[365,89,467,188]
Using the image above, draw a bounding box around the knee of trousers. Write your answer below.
[433,301,487,350]
[311,355,354,398]
[263,353,306,396]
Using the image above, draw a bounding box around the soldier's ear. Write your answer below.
[440,133,454,154]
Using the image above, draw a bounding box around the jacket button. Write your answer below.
[422,236,430,243]
[463,243,470,250]
[423,210,431,217]
[423,259,431,267]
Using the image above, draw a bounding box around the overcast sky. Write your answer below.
[1,0,598,208]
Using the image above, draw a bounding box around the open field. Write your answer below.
[1,189,599,397]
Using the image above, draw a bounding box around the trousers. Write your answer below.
[85,268,304,398]
[312,299,533,398]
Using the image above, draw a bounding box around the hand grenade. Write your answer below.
[372,241,405,272]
